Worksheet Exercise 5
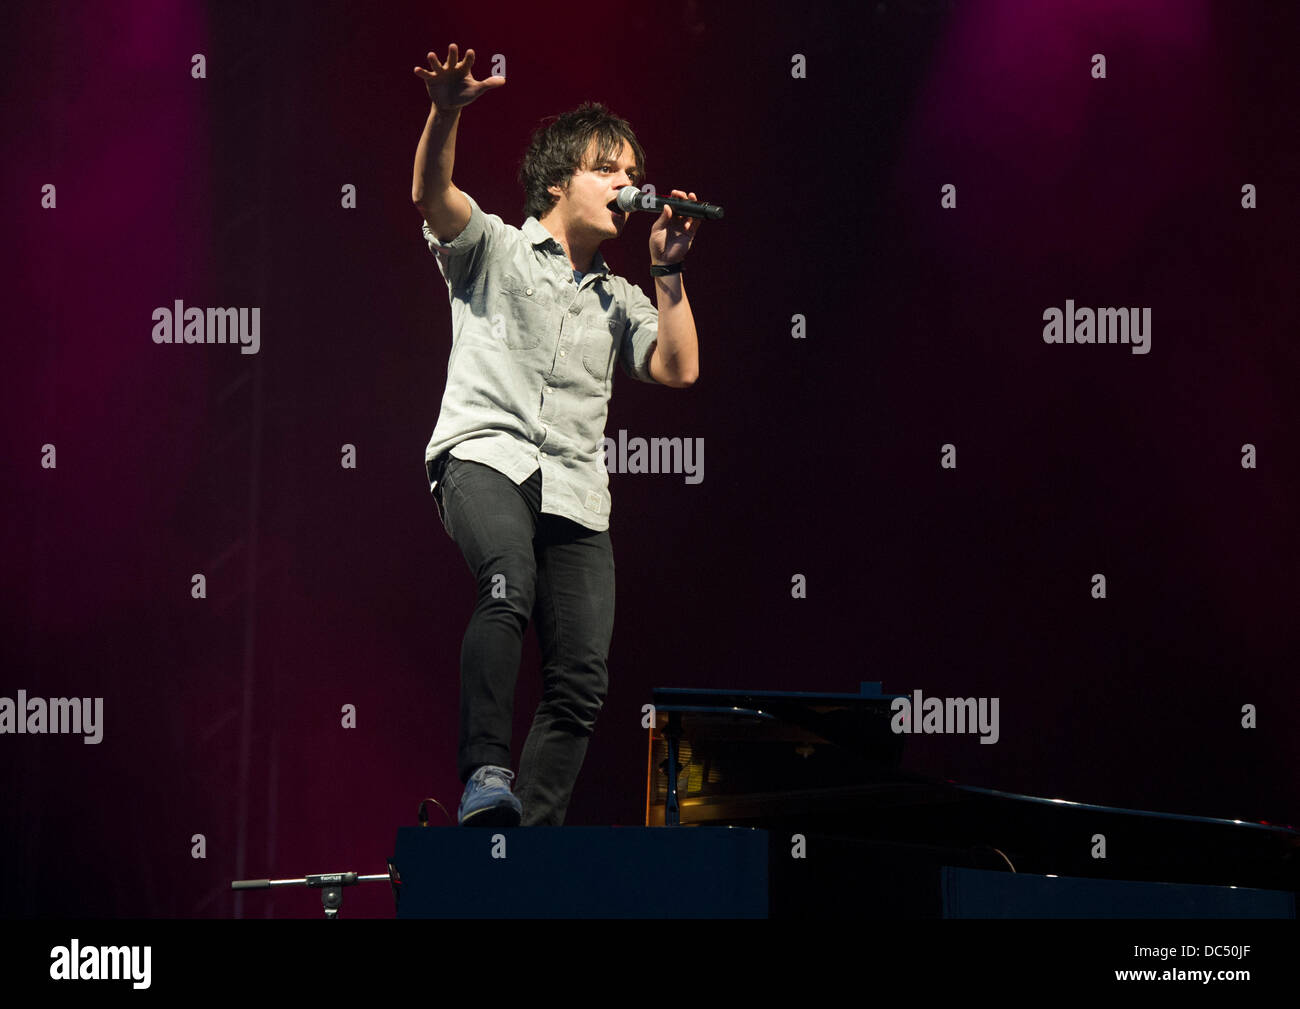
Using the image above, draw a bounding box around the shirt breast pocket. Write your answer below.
[582,317,623,384]
[493,274,546,351]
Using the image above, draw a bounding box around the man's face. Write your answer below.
[550,138,639,240]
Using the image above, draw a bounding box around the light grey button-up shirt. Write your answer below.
[421,192,662,532]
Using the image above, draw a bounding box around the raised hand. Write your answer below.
[413,44,505,111]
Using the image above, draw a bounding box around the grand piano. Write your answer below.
[645,683,1299,916]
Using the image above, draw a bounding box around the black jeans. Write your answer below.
[433,454,615,826]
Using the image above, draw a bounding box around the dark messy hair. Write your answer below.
[517,101,646,221]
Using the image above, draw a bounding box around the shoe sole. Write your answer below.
[460,803,522,828]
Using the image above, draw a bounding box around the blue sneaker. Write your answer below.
[458,765,523,827]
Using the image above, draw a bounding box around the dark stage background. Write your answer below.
[2,0,1297,918]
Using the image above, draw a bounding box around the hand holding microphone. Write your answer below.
[610,186,719,269]
[610,185,724,220]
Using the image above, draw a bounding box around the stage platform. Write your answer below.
[389,825,1296,918]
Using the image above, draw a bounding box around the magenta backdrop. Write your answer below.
[2,0,1297,917]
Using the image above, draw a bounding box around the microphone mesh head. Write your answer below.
[614,186,640,212]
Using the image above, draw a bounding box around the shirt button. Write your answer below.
[525,287,534,296]
[545,386,553,393]
[559,350,566,356]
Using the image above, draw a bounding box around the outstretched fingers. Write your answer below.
[416,44,476,80]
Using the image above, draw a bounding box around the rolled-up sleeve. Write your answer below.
[617,276,661,384]
[421,192,502,293]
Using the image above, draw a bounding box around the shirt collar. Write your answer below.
[523,216,609,278]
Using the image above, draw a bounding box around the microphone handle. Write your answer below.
[652,194,724,220]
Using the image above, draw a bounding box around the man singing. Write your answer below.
[411,44,702,826]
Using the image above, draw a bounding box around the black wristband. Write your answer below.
[650,262,684,277]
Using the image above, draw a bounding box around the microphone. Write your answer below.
[612,186,724,220]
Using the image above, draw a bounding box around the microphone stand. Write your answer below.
[231,866,400,919]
